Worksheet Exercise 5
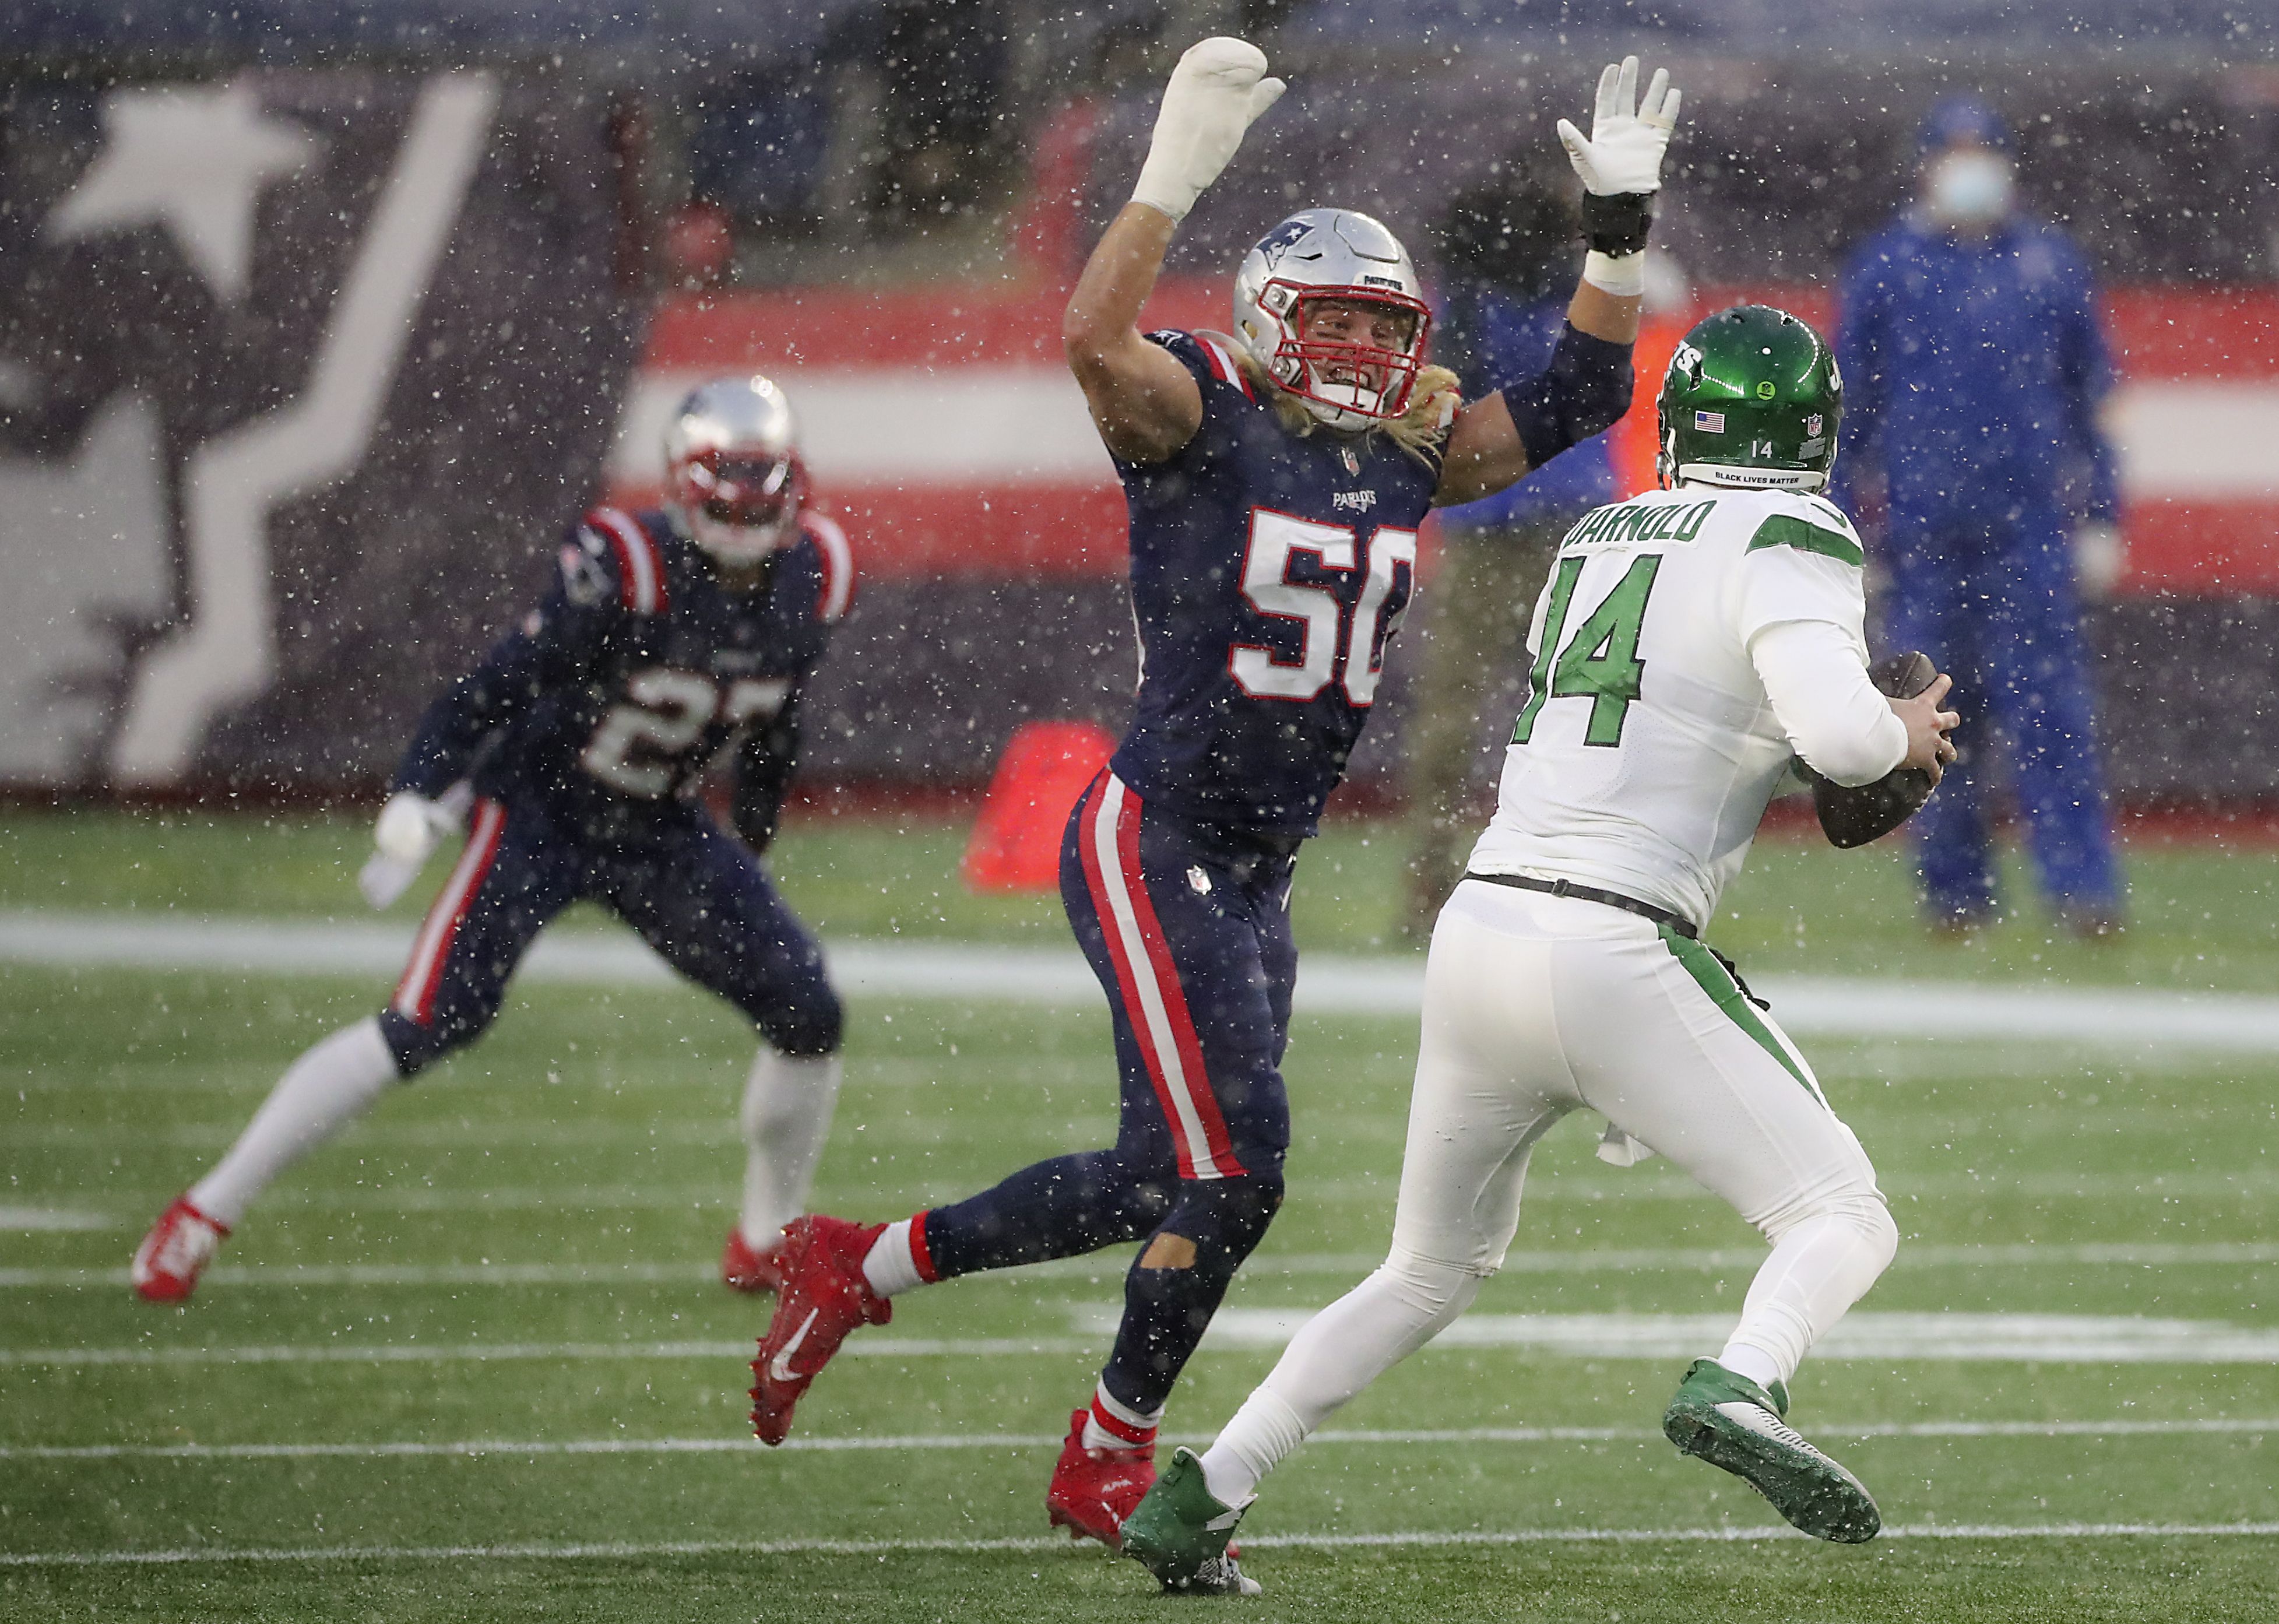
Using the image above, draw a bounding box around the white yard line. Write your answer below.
[1154,1308,2279,1363]
[0,1337,1099,1368]
[8,1521,2279,1567]
[0,1207,111,1232]
[0,1261,733,1288]
[38,1118,2269,1159]
[9,908,2279,1052]
[20,1309,2279,1369]
[33,1167,2279,1217]
[10,1415,2279,1463]
[1302,1169,2279,1202]
[12,1239,2279,1291]
[6,1122,752,1151]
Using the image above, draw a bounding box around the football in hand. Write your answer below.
[1807,650,1940,849]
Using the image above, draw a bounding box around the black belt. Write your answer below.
[1464,871,1698,940]
[1464,871,1771,1008]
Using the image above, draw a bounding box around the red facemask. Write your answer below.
[669,449,805,562]
[1264,284,1433,426]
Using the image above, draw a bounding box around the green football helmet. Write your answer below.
[1657,304,1842,493]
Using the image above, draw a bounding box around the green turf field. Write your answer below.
[5,809,2279,1621]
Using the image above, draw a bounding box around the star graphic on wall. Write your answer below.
[47,83,325,303]
[0,392,171,779]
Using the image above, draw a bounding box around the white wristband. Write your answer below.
[1128,181,1193,225]
[1582,250,1646,297]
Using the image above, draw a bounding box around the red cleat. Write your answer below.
[1045,1408,1157,1549]
[720,1227,787,1294]
[131,1196,229,1303]
[748,1215,891,1444]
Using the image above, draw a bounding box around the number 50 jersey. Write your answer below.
[1107,330,1443,838]
[1468,485,1874,930]
[390,505,852,850]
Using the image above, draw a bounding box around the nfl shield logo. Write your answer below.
[1806,414,1825,437]
[1340,445,1362,476]
[1694,410,1726,433]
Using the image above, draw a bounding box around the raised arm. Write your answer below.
[1063,205,1203,463]
[1062,38,1284,465]
[1436,58,1678,506]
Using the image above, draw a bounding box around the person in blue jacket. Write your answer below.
[1399,173,1616,934]
[1835,96,2126,934]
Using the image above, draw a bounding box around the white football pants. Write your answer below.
[1201,879,1898,1506]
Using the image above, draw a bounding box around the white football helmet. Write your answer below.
[1231,208,1432,430]
[663,375,805,564]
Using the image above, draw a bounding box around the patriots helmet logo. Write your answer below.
[1254,217,1316,269]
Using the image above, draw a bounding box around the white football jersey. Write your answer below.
[1466,483,1872,929]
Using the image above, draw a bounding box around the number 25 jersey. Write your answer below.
[1107,330,1443,838]
[390,505,852,842]
[1468,486,1874,929]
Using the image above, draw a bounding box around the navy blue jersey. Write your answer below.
[1108,331,1442,838]
[392,505,852,848]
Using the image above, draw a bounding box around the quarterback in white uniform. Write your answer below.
[1121,304,1961,1590]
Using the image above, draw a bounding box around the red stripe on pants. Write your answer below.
[1110,783,1242,1177]
[1076,773,1198,1177]
[1075,772,1242,1180]
[391,799,507,1025]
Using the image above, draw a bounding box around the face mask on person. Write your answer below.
[1923,149,2016,229]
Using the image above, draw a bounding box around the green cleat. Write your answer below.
[1118,1448,1261,1595]
[1663,1358,1881,1544]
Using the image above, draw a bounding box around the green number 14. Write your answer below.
[1511,553,1664,748]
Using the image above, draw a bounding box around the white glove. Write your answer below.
[1130,37,1286,223]
[2074,522,2125,600]
[1557,56,1682,196]
[374,791,453,864]
[358,789,466,910]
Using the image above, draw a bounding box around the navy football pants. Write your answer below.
[1884,502,2123,921]
[918,770,1296,1414]
[377,795,841,1075]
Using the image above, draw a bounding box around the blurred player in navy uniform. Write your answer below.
[132,377,854,1302]
[747,39,1678,1570]
[1836,97,2125,934]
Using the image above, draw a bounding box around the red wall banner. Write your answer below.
[609,280,2279,596]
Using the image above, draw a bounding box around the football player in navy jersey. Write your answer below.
[132,377,855,1303]
[750,39,1680,1565]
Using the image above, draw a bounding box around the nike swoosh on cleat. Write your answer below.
[767,1309,819,1384]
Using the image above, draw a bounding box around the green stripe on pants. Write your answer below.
[1656,923,1818,1098]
